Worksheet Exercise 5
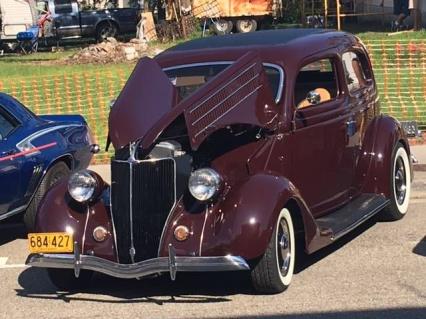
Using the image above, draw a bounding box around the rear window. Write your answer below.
[164,63,283,102]
[0,107,18,140]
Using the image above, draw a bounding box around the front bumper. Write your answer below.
[26,244,250,280]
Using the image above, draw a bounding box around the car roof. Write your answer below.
[168,29,332,52]
[158,29,357,69]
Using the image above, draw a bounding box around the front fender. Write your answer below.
[35,181,116,262]
[356,115,409,197]
[159,173,318,260]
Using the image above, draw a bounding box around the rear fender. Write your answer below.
[356,115,409,197]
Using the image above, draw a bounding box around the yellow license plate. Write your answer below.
[28,233,73,253]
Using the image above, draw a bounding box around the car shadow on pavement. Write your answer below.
[16,266,254,304]
[0,221,26,246]
[295,217,377,274]
[16,218,383,303]
[413,236,426,257]
[208,308,426,319]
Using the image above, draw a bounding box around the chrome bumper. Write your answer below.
[25,244,250,280]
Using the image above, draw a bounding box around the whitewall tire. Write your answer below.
[381,142,411,220]
[250,208,295,293]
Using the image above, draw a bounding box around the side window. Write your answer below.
[0,108,17,141]
[342,51,372,93]
[54,0,73,14]
[295,59,338,109]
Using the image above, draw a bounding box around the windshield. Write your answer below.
[164,63,283,103]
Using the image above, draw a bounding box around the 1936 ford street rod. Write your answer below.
[26,29,413,294]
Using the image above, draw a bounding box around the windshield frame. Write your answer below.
[162,61,285,104]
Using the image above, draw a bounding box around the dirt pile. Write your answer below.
[67,38,149,64]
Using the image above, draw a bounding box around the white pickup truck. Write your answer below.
[0,0,37,42]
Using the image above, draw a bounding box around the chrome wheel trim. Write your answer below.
[394,157,407,205]
[275,208,295,286]
[277,219,291,277]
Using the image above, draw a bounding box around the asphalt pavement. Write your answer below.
[0,171,425,319]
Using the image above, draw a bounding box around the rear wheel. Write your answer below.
[236,19,258,33]
[250,208,295,294]
[381,142,411,221]
[96,22,118,42]
[47,268,93,291]
[212,19,233,34]
[24,161,70,231]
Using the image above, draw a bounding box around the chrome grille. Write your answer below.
[111,158,176,264]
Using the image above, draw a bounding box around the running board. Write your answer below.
[316,194,389,241]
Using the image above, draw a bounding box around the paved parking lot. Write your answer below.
[0,172,425,319]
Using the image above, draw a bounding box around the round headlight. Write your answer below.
[188,168,222,201]
[68,170,97,203]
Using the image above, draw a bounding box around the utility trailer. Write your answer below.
[192,0,282,33]
[0,0,37,42]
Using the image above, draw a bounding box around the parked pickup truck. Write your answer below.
[47,0,140,41]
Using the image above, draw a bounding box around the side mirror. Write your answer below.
[306,90,321,105]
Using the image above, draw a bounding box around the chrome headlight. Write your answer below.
[68,170,97,203]
[188,168,222,201]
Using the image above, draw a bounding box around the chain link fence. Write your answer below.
[0,40,425,164]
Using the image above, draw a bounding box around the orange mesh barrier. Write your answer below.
[0,41,425,164]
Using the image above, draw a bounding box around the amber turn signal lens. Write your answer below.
[93,226,108,242]
[174,225,190,241]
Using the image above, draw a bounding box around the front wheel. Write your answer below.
[381,142,411,221]
[250,208,295,294]
[47,268,93,291]
[24,161,70,231]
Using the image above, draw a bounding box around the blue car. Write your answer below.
[0,93,94,230]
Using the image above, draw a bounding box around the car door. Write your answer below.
[0,106,22,216]
[52,0,81,38]
[284,57,354,217]
[341,50,378,189]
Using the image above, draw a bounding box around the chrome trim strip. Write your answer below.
[189,62,258,115]
[264,62,285,104]
[128,160,136,263]
[16,124,83,155]
[194,85,262,139]
[26,253,250,279]
[163,61,285,104]
[0,205,26,221]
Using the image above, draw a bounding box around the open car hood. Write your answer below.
[109,52,278,151]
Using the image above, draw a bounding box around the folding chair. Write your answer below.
[17,26,39,54]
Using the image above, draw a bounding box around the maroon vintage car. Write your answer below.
[26,29,412,294]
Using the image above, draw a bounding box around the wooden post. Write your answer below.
[324,0,328,28]
[301,1,306,27]
[336,0,341,30]
[413,0,422,31]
